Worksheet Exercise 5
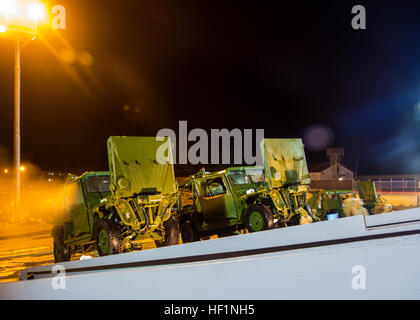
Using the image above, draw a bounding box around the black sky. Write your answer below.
[0,0,419,175]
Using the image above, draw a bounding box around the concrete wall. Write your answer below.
[310,179,354,190]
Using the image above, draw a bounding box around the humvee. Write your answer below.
[52,136,179,262]
[177,139,313,242]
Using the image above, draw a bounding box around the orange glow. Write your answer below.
[19,166,25,172]
[0,0,48,36]
[3,169,8,174]
[0,162,73,224]
[0,0,46,19]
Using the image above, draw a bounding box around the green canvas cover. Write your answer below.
[107,136,176,198]
[357,181,378,203]
[260,138,310,188]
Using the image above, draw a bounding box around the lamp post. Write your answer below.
[14,35,20,222]
[0,0,46,222]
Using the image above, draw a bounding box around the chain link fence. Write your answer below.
[310,178,420,193]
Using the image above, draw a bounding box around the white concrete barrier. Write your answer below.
[1,208,420,299]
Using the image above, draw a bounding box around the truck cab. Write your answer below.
[177,139,313,243]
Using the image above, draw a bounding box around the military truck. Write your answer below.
[177,139,313,243]
[52,136,179,262]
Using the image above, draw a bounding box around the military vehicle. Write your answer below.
[177,139,313,242]
[52,136,179,262]
[306,189,355,221]
[357,181,392,214]
[307,181,392,221]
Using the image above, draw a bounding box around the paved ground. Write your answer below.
[0,223,163,283]
[379,193,419,211]
[0,223,54,283]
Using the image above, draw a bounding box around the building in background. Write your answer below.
[308,148,355,190]
[308,162,354,181]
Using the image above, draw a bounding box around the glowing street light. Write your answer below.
[0,0,47,222]
[27,2,45,21]
[0,0,47,35]
[0,0,17,15]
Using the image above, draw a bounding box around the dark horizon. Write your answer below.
[0,0,419,176]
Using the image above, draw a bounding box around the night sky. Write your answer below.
[0,0,419,176]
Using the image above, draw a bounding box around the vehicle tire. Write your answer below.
[245,204,274,233]
[367,207,375,216]
[180,220,200,243]
[95,220,123,256]
[53,227,70,263]
[155,216,180,248]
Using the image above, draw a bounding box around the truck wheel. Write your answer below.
[96,220,123,256]
[245,204,274,233]
[155,216,180,248]
[53,227,70,263]
[180,220,200,243]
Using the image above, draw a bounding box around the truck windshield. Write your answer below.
[86,176,111,193]
[228,169,265,185]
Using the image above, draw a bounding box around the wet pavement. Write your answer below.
[0,223,164,283]
[0,223,54,283]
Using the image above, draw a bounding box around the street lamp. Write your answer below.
[0,0,16,16]
[27,3,45,20]
[0,0,46,222]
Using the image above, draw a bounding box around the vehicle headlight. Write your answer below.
[116,200,136,224]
